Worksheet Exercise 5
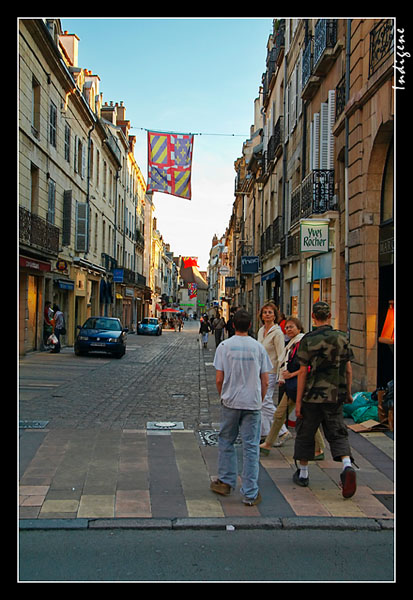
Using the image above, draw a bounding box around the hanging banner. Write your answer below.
[146,131,194,199]
[300,220,329,253]
[188,283,197,299]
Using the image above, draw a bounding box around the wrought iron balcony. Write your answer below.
[313,19,337,69]
[19,206,59,256]
[301,169,336,217]
[289,170,336,227]
[369,19,394,78]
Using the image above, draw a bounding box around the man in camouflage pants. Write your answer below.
[293,302,357,498]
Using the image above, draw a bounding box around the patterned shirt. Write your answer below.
[296,325,354,403]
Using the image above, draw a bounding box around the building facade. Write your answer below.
[18,18,180,353]
[209,18,394,392]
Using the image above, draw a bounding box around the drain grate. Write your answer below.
[147,421,185,430]
[198,429,242,446]
[19,420,49,429]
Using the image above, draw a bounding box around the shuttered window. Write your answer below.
[310,90,336,170]
[75,201,88,252]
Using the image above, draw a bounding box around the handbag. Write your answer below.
[284,343,300,400]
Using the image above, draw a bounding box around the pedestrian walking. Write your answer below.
[257,302,285,439]
[210,309,273,506]
[43,301,54,347]
[50,304,65,353]
[225,308,236,338]
[259,317,325,456]
[213,313,226,347]
[293,301,357,498]
[199,317,211,348]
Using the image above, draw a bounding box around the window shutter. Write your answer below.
[74,135,78,172]
[320,103,329,169]
[47,179,56,224]
[62,190,72,246]
[81,141,86,179]
[312,113,320,170]
[327,90,336,170]
[75,201,88,252]
[284,83,289,142]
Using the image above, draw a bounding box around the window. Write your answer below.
[31,76,40,137]
[310,90,336,170]
[47,179,56,223]
[49,101,57,147]
[75,202,88,252]
[64,123,71,161]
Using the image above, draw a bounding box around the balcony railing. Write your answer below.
[289,170,336,226]
[19,206,60,256]
[261,216,282,255]
[313,19,337,68]
[301,169,336,217]
[369,19,394,78]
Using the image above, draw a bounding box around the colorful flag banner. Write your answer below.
[188,283,197,299]
[146,131,194,199]
[182,256,199,268]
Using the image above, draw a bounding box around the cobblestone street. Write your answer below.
[19,320,215,430]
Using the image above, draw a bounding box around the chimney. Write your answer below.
[59,31,79,67]
[101,101,117,125]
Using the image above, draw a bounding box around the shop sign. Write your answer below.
[19,256,51,272]
[113,268,124,282]
[300,220,329,253]
[219,265,230,276]
[241,256,260,274]
[225,276,236,287]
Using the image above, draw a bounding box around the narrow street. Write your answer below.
[19,321,394,581]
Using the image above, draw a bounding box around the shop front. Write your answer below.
[19,255,51,354]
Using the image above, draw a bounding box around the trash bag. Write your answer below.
[342,391,373,417]
[351,404,379,423]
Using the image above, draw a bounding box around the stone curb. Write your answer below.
[19,516,394,531]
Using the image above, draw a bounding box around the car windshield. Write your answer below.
[82,318,122,331]
[142,318,157,325]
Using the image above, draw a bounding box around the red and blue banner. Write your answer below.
[146,131,194,200]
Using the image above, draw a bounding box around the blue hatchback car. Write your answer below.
[74,317,128,358]
[137,317,162,336]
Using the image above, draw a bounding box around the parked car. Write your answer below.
[137,317,162,336]
[74,317,128,358]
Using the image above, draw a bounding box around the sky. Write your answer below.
[61,17,273,271]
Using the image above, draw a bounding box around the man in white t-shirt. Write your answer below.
[211,309,273,505]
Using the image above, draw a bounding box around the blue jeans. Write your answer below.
[218,404,261,500]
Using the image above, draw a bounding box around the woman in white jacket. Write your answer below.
[257,302,286,439]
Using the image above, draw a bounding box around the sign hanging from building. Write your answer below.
[241,256,260,274]
[300,220,329,253]
[146,131,194,200]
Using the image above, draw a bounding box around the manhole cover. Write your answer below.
[19,420,49,429]
[198,429,242,446]
[147,421,185,430]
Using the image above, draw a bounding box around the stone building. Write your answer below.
[212,18,394,391]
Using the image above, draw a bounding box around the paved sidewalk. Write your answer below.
[19,325,394,529]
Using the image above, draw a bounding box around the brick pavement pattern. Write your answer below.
[19,321,394,523]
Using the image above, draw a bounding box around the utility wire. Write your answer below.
[131,126,247,137]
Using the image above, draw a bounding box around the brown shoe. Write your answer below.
[242,491,262,506]
[210,478,232,496]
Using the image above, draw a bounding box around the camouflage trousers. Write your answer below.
[294,402,352,462]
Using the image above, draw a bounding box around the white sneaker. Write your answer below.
[273,430,292,447]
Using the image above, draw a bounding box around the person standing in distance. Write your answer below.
[293,301,357,498]
[210,309,273,506]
